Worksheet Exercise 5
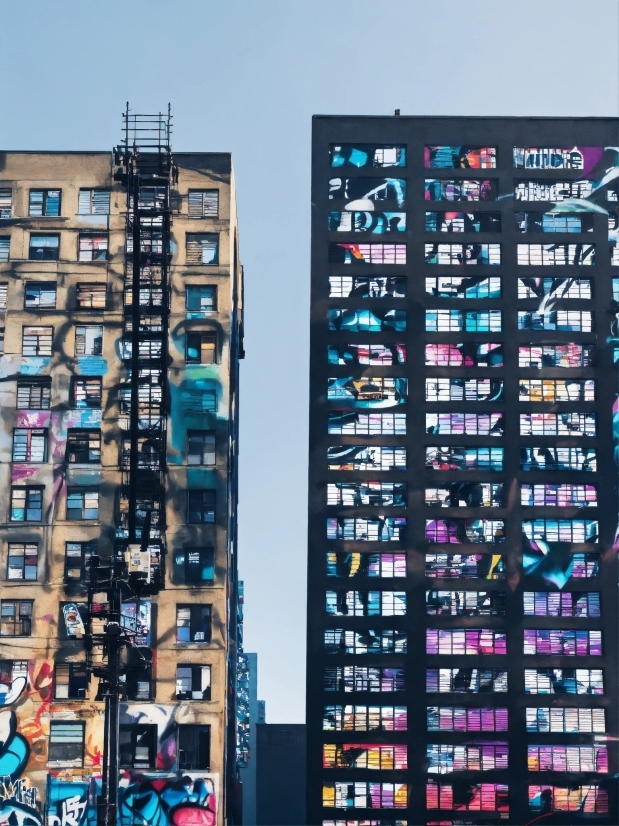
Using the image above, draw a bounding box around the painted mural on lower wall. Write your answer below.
[0,662,217,825]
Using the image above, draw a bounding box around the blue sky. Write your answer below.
[1,0,617,721]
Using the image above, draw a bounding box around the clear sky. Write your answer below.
[1,0,618,722]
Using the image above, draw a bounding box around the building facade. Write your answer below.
[307,116,619,825]
[0,122,243,825]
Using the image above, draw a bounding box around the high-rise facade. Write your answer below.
[0,116,243,825]
[307,116,619,825]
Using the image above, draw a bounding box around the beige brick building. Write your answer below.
[0,136,243,825]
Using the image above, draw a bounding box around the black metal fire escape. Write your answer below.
[85,105,175,826]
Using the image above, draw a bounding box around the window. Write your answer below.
[519,344,595,368]
[426,309,502,332]
[0,238,9,262]
[425,211,501,233]
[427,412,504,436]
[425,483,504,508]
[328,376,407,407]
[186,233,218,264]
[122,648,153,701]
[10,487,43,522]
[0,188,11,218]
[64,541,96,583]
[520,447,596,472]
[0,601,33,636]
[426,629,506,655]
[524,668,604,695]
[424,179,496,201]
[517,211,595,233]
[186,332,216,364]
[328,275,406,298]
[66,488,98,520]
[425,145,496,168]
[78,233,108,261]
[177,725,211,771]
[513,146,592,169]
[29,235,59,260]
[327,482,406,508]
[186,490,215,524]
[427,707,507,732]
[425,342,503,367]
[427,742,508,772]
[75,326,102,356]
[24,282,56,309]
[328,308,406,332]
[523,629,602,656]
[329,243,406,265]
[520,412,595,437]
[17,380,51,410]
[515,180,593,201]
[425,243,501,265]
[324,666,405,693]
[328,412,406,435]
[12,428,47,462]
[524,591,600,617]
[426,781,508,812]
[528,785,607,814]
[7,543,38,581]
[0,661,28,694]
[518,278,592,299]
[323,782,407,810]
[22,326,52,356]
[328,343,407,366]
[119,725,157,769]
[523,519,598,544]
[326,552,406,578]
[426,668,507,693]
[521,484,597,507]
[324,629,406,655]
[186,285,217,313]
[76,283,106,309]
[29,189,60,216]
[327,517,406,542]
[330,144,406,168]
[324,743,407,770]
[0,283,7,309]
[528,744,607,773]
[426,446,503,471]
[517,243,595,265]
[426,591,506,617]
[71,377,102,408]
[426,378,504,402]
[187,431,216,465]
[326,591,406,617]
[329,176,406,205]
[48,721,84,768]
[323,705,407,732]
[176,665,212,700]
[329,210,406,234]
[176,547,215,584]
[518,310,593,331]
[188,190,219,218]
[519,379,595,401]
[426,554,505,580]
[526,707,605,733]
[54,663,88,700]
[66,430,101,464]
[182,388,217,414]
[327,445,406,472]
[77,189,110,215]
[176,604,212,643]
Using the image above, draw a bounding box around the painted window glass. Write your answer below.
[521,484,597,507]
[329,178,406,206]
[328,377,407,408]
[327,517,406,542]
[426,446,504,471]
[516,211,595,232]
[323,743,407,770]
[518,310,593,331]
[328,343,406,366]
[426,782,509,812]
[328,275,406,298]
[324,629,406,655]
[425,483,504,508]
[327,482,407,507]
[323,666,405,693]
[426,309,502,332]
[329,243,406,265]
[523,591,600,618]
[426,591,505,617]
[326,553,407,579]
[328,210,406,233]
[425,554,505,580]
[323,705,407,732]
[327,412,406,435]
[427,707,507,731]
[328,445,406,471]
[513,146,602,169]
[524,552,599,584]
[326,591,406,617]
[524,629,602,656]
[519,379,594,401]
[425,211,501,232]
[426,378,503,401]
[425,243,500,265]
[518,278,592,299]
[425,276,501,298]
[425,343,503,368]
[515,180,594,200]
[425,179,496,201]
[426,668,507,693]
[426,629,506,655]
[328,308,406,332]
[425,146,496,168]
[426,412,504,436]
[520,447,596,471]
[520,413,595,437]
[526,707,605,733]
[522,519,597,544]
[524,668,604,695]
[518,344,594,368]
[528,786,607,814]
[330,144,406,168]
[517,243,595,266]
[322,782,407,809]
[425,519,505,544]
[427,742,508,773]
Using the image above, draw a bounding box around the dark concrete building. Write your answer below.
[307,116,619,825]
[257,724,306,825]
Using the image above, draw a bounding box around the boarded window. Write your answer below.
[17,380,51,410]
[22,326,53,356]
[77,189,110,215]
[48,721,84,767]
[75,326,102,356]
[186,233,218,264]
[71,377,102,408]
[76,283,106,309]
[188,190,219,217]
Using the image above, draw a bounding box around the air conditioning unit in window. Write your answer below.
[125,544,151,582]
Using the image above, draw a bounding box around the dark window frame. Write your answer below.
[29,189,61,217]
[24,281,57,310]
[64,540,96,583]
[66,487,99,521]
[0,600,33,637]
[70,376,102,409]
[187,430,216,466]
[66,429,101,464]
[177,724,211,770]
[10,486,43,522]
[176,664,212,700]
[48,720,85,768]
[16,379,51,410]
[54,662,88,700]
[186,490,215,524]
[176,604,212,644]
[119,724,157,769]
[28,234,60,261]
[186,285,217,313]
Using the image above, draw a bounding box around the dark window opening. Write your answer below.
[66,429,101,464]
[177,724,210,770]
[187,490,215,524]
[176,665,212,700]
[54,663,88,699]
[119,724,157,769]
[71,377,102,409]
[176,604,211,643]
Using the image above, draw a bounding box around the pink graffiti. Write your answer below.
[171,805,216,826]
[10,466,40,483]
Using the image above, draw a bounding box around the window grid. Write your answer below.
[323,743,407,770]
[517,243,595,266]
[426,591,506,617]
[517,310,593,331]
[326,591,406,617]
[328,446,406,472]
[323,666,405,693]
[7,543,38,581]
[426,782,509,812]
[523,591,600,617]
[524,668,604,695]
[426,629,507,655]
[425,309,502,332]
[528,745,607,773]
[528,785,607,814]
[519,379,594,401]
[426,668,508,693]
[426,446,504,471]
[517,279,592,299]
[426,412,504,436]
[425,483,504,508]
[327,517,406,542]
[324,629,406,655]
[327,481,406,507]
[427,706,508,731]
[427,742,508,772]
[425,554,505,580]
[426,378,503,402]
[17,381,51,410]
[323,705,407,732]
[326,552,407,578]
[523,629,602,656]
[520,412,595,436]
[425,342,503,367]
[322,782,407,810]
[522,519,598,543]
[526,707,605,733]
[425,519,505,544]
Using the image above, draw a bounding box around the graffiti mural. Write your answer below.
[119,773,216,826]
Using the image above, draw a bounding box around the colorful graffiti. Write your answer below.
[119,772,216,826]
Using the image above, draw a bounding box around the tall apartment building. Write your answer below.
[0,113,243,825]
[307,116,619,825]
